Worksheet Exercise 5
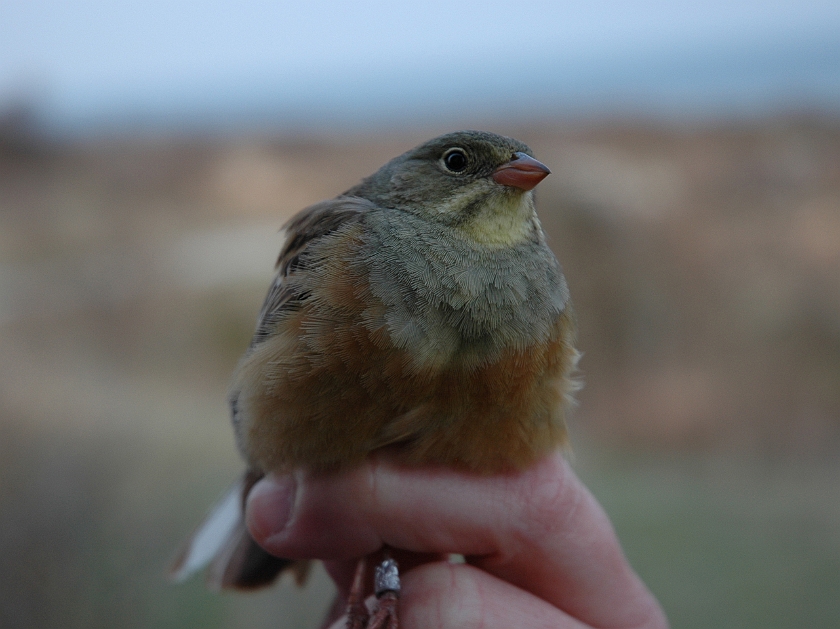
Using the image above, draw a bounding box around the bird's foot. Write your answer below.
[345,555,400,629]
[368,558,400,629]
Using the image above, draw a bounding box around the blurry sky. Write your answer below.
[2,0,840,131]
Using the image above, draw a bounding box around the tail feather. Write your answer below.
[208,520,296,590]
[169,474,295,590]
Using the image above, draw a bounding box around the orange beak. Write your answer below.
[492,152,551,191]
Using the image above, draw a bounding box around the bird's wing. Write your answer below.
[250,196,372,346]
[172,197,373,589]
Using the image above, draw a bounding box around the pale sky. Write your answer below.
[2,0,839,129]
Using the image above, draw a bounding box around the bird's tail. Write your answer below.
[168,471,299,590]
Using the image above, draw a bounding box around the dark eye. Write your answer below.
[442,148,468,172]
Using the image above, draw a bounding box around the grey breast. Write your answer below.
[358,208,569,370]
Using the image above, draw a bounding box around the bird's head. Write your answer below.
[346,130,551,247]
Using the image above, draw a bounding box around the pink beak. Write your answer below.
[492,152,551,191]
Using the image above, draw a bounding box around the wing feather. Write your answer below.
[250,197,372,346]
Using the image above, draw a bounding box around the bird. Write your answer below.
[170,130,580,627]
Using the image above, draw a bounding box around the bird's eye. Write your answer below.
[442,148,468,173]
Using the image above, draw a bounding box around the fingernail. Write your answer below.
[246,474,296,542]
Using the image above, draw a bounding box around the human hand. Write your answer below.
[245,451,668,629]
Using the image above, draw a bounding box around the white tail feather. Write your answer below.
[169,479,243,583]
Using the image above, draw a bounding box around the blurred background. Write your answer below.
[1,1,839,628]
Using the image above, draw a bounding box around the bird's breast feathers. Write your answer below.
[230,203,577,473]
[359,206,570,369]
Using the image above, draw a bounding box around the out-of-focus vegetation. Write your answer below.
[1,111,838,628]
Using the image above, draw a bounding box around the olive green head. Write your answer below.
[345,131,549,246]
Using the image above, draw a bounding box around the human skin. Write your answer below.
[245,451,669,629]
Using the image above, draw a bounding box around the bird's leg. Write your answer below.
[345,556,369,629]
[367,556,400,629]
[344,552,401,629]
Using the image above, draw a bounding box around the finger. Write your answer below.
[326,561,589,629]
[246,452,666,629]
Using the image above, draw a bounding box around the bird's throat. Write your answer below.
[458,191,535,247]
